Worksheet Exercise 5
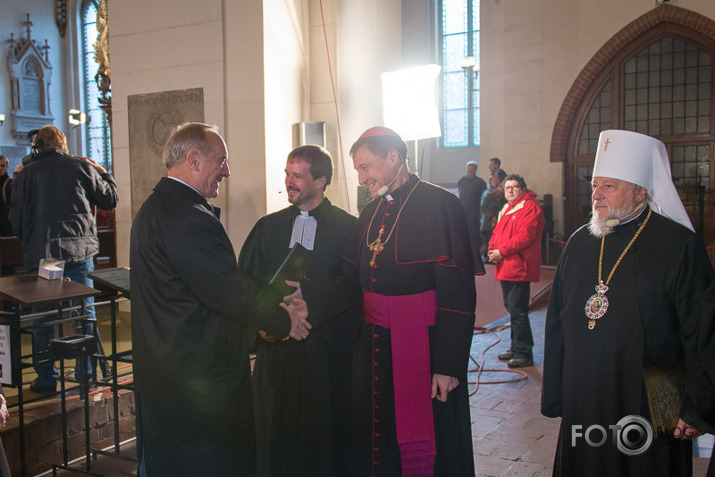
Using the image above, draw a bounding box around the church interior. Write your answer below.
[0,0,714,475]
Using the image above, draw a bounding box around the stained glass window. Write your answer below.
[441,0,480,147]
[81,0,112,172]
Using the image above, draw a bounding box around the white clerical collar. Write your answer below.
[289,210,316,250]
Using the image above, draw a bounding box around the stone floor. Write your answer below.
[468,312,559,476]
[27,306,715,476]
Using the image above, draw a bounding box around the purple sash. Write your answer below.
[363,290,437,477]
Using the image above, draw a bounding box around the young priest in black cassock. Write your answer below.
[239,145,361,477]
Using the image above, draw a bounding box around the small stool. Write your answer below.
[50,334,100,476]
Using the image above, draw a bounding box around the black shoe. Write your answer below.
[498,350,514,361]
[29,378,57,395]
[507,356,533,368]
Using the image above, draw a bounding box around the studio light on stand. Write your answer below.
[381,64,442,176]
[68,109,87,127]
[0,114,5,126]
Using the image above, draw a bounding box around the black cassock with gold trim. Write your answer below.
[542,206,715,477]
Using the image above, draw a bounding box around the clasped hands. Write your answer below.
[279,280,311,341]
[487,249,503,263]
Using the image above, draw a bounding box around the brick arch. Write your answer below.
[549,4,715,163]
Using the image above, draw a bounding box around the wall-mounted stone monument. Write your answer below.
[6,14,54,145]
[128,88,204,217]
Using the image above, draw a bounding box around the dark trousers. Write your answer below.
[500,280,533,357]
[31,258,97,385]
[481,231,492,257]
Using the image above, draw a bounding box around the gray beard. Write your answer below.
[587,199,640,238]
[587,215,611,238]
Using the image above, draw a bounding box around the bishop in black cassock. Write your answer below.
[542,207,715,476]
[542,130,715,477]
[346,127,484,477]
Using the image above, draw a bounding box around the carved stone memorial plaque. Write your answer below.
[128,88,204,217]
[7,14,54,144]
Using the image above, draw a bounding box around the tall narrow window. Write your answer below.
[81,0,111,172]
[440,0,480,147]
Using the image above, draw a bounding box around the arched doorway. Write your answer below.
[550,5,715,245]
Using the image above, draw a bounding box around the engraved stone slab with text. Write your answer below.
[128,88,204,217]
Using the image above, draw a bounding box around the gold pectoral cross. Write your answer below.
[368,228,385,267]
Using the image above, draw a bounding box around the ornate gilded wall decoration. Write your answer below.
[55,0,67,37]
[94,0,111,123]
[6,14,54,145]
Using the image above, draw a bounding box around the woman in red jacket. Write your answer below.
[487,174,545,368]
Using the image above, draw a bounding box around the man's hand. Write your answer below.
[280,299,311,341]
[283,280,303,304]
[674,418,703,440]
[74,155,107,175]
[431,373,459,403]
[0,394,8,429]
[487,249,503,263]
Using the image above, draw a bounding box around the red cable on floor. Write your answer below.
[468,326,528,397]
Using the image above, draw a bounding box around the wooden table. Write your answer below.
[0,274,99,477]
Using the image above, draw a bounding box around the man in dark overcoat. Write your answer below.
[130,122,310,476]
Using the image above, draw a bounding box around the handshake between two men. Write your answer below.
[278,279,311,341]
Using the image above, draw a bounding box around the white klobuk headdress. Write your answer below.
[593,129,693,231]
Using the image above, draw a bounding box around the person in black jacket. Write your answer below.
[457,161,487,252]
[10,125,119,395]
[131,122,310,476]
[0,155,12,238]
